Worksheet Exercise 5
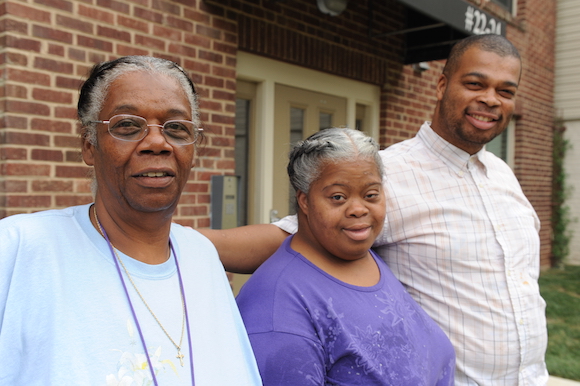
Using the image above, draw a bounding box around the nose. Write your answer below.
[139,124,172,153]
[477,88,501,107]
[347,197,369,218]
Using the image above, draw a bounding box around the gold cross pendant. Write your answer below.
[176,349,184,367]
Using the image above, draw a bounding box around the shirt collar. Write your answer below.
[418,121,489,177]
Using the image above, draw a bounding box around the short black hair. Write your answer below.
[443,34,521,78]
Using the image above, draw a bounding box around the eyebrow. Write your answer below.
[111,105,190,117]
[462,71,519,89]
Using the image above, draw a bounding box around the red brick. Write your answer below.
[96,0,130,14]
[6,195,52,208]
[212,89,235,102]
[48,43,65,57]
[32,180,73,192]
[3,2,51,22]
[165,16,193,31]
[1,163,51,176]
[56,165,91,178]
[213,41,237,56]
[117,44,149,56]
[135,34,166,50]
[195,24,221,39]
[32,88,74,104]
[77,35,114,51]
[6,100,50,116]
[0,147,27,160]
[31,119,73,133]
[32,149,64,162]
[153,25,182,41]
[152,0,180,15]
[0,115,28,129]
[34,0,73,12]
[2,130,50,146]
[68,47,86,61]
[66,150,83,162]
[184,8,210,24]
[1,180,28,193]
[184,33,211,49]
[34,57,74,74]
[78,4,115,24]
[55,195,93,207]
[180,205,207,216]
[5,84,28,99]
[54,135,82,148]
[2,35,41,52]
[56,14,94,34]
[56,75,84,90]
[117,15,149,32]
[183,182,209,193]
[198,49,223,64]
[134,7,164,24]
[2,52,28,66]
[196,218,210,228]
[97,26,131,42]
[55,106,78,119]
[0,18,28,34]
[32,25,73,44]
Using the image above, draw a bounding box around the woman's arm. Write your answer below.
[199,224,289,274]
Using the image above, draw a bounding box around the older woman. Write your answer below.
[0,56,260,385]
[236,128,455,385]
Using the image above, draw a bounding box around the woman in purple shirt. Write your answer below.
[236,128,455,385]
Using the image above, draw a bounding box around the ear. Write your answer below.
[296,190,309,216]
[435,74,448,102]
[81,134,95,166]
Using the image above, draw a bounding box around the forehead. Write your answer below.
[317,157,382,182]
[454,47,521,83]
[101,70,191,117]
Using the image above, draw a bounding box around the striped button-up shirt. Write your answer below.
[374,122,548,385]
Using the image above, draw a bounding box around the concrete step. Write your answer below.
[548,376,580,386]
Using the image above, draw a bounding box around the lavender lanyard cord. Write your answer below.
[97,216,195,385]
[171,240,195,384]
[99,225,159,386]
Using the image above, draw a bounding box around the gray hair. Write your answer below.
[78,55,199,146]
[287,127,384,194]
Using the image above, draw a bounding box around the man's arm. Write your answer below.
[199,224,289,274]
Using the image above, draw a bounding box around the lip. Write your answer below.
[132,169,175,188]
[465,111,499,131]
[343,225,373,241]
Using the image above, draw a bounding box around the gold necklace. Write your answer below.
[93,205,187,366]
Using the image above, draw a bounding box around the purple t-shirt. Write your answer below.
[236,236,455,385]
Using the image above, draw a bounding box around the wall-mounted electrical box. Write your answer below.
[210,175,240,229]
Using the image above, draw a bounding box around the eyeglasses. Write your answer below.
[92,114,202,145]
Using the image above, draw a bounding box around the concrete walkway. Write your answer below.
[548,376,580,386]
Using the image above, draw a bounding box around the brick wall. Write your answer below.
[0,0,238,228]
[0,0,555,265]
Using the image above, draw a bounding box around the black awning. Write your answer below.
[372,0,507,64]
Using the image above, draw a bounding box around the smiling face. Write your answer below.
[296,157,386,264]
[432,46,521,155]
[82,70,195,216]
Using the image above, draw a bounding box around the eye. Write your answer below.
[465,82,482,89]
[110,117,143,137]
[499,89,516,99]
[164,121,194,139]
[330,194,346,202]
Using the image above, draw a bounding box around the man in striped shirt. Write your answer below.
[207,34,549,385]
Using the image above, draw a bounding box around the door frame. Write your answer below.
[236,51,381,224]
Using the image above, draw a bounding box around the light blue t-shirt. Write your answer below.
[0,204,262,386]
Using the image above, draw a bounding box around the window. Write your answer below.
[486,120,515,168]
[491,0,513,12]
